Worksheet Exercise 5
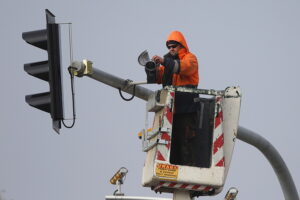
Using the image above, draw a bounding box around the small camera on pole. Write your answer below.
[138,50,157,84]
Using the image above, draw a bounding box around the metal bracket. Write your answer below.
[147,128,160,140]
[146,127,170,140]
[127,81,148,86]
[157,139,168,145]
[143,139,157,152]
[69,59,93,77]
[143,138,169,152]
[147,91,165,112]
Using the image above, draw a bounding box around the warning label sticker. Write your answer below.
[155,163,178,180]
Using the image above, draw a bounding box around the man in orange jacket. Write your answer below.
[149,31,202,167]
[152,31,199,87]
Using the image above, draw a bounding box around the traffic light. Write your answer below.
[23,9,63,133]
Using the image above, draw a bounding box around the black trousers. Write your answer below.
[169,112,212,168]
[170,113,198,166]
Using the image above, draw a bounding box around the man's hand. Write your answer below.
[152,55,164,65]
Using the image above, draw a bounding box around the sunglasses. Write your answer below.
[167,44,178,49]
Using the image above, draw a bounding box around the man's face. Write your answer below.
[167,44,181,56]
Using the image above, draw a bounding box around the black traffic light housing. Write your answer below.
[23,9,63,133]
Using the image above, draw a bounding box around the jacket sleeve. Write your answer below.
[178,53,198,76]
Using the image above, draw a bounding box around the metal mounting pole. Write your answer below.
[237,126,299,200]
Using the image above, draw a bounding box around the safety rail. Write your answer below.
[164,86,225,96]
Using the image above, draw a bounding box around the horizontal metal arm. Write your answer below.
[88,68,154,101]
[237,126,299,200]
[69,60,154,101]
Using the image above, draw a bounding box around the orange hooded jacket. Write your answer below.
[156,31,199,87]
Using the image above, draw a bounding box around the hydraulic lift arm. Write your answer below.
[237,126,299,200]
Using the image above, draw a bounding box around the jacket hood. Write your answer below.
[166,31,189,52]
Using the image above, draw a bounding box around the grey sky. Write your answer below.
[0,1,299,200]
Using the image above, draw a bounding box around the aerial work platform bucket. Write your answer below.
[141,86,241,196]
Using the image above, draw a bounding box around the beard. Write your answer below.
[169,51,178,57]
